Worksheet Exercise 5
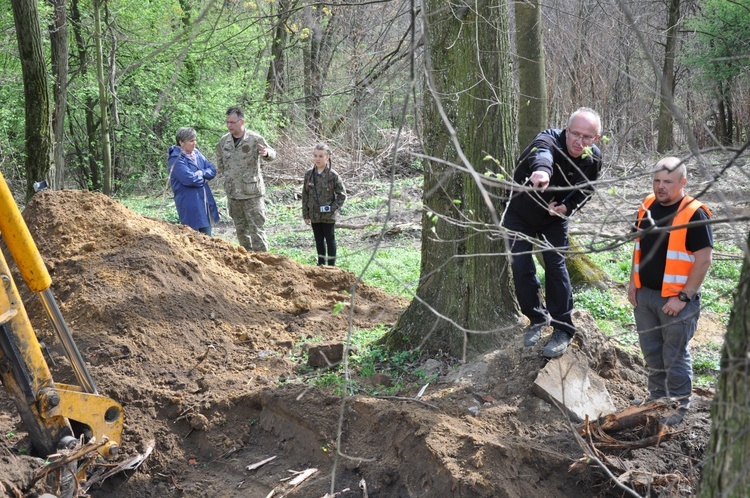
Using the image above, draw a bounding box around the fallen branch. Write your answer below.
[33,437,109,485]
[320,488,351,497]
[82,439,155,492]
[577,401,671,436]
[246,455,277,471]
[266,467,319,497]
[372,395,438,410]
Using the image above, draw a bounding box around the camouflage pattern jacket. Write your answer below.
[302,166,346,223]
[216,130,276,200]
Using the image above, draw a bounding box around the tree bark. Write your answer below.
[93,0,113,194]
[11,0,52,201]
[515,0,547,148]
[699,233,750,498]
[383,0,519,359]
[70,0,101,190]
[656,0,680,153]
[48,0,69,190]
[303,3,336,138]
[265,0,294,104]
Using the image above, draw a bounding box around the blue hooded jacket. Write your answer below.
[168,145,220,230]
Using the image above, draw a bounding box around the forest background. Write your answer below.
[1,0,750,496]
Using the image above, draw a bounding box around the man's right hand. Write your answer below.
[627,280,638,307]
[529,171,550,190]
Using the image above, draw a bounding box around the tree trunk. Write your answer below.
[264,0,293,104]
[656,0,680,153]
[303,3,336,138]
[566,238,616,290]
[70,0,100,190]
[699,233,750,497]
[383,0,519,359]
[11,0,52,202]
[515,0,547,148]
[48,0,69,190]
[93,0,113,194]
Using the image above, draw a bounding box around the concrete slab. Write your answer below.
[532,351,616,423]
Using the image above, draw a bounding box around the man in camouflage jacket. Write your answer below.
[216,106,277,251]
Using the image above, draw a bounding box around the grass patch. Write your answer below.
[693,342,722,388]
[586,244,633,283]
[700,245,743,317]
[290,324,430,396]
[573,288,632,326]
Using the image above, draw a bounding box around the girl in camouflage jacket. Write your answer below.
[302,143,347,266]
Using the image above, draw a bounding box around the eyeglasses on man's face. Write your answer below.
[225,119,241,125]
[567,129,597,144]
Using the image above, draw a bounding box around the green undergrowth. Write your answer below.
[287,325,434,396]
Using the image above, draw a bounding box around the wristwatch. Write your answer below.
[678,291,691,302]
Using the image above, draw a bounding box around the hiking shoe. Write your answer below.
[523,320,549,347]
[663,407,687,426]
[631,396,659,406]
[542,329,574,358]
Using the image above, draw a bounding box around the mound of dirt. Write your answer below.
[0,190,713,497]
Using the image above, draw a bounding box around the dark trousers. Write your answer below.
[197,226,212,236]
[503,210,575,335]
[311,222,337,266]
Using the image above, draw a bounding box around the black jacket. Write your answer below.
[507,128,601,226]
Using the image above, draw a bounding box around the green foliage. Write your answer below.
[683,0,750,85]
[693,345,721,375]
[585,246,633,283]
[701,246,743,317]
[291,324,425,396]
[692,343,722,387]
[574,288,632,325]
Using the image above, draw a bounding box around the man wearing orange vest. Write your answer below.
[628,156,713,426]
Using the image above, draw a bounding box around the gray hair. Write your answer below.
[568,107,602,135]
[175,127,197,145]
[654,156,687,179]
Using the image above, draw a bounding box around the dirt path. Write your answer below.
[0,190,714,497]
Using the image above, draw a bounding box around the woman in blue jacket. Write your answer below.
[168,127,220,235]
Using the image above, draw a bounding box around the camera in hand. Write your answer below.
[320,205,332,213]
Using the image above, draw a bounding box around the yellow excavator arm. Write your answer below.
[0,171,122,459]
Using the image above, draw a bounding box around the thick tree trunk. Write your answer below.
[566,237,616,290]
[11,0,52,201]
[700,233,750,497]
[515,0,547,148]
[48,0,69,190]
[384,0,519,359]
[656,0,680,153]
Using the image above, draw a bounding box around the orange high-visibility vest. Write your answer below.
[633,194,711,297]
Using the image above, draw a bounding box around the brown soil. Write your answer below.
[0,189,717,497]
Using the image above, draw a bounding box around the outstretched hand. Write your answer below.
[529,171,550,190]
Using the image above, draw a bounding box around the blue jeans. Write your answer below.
[503,211,575,335]
[634,287,700,407]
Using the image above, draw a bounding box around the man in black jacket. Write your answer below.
[503,108,602,358]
